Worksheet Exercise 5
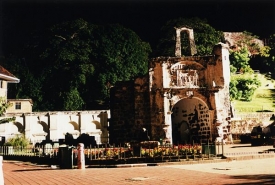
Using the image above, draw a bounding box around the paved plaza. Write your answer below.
[2,144,275,185]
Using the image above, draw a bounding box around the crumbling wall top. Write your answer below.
[175,26,197,57]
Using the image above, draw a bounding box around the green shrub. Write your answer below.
[230,75,261,101]
[4,135,29,147]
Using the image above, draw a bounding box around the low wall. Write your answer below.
[231,112,275,134]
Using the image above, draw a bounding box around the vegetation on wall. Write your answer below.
[0,97,15,124]
[154,17,223,57]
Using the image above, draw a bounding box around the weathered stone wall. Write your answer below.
[110,43,231,145]
[109,77,152,144]
[149,61,166,140]
[231,112,275,134]
[134,76,151,139]
[109,81,135,144]
[148,44,231,144]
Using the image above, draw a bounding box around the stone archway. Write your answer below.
[171,97,210,144]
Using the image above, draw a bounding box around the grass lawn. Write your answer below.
[232,74,275,113]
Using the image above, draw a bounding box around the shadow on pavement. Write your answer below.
[231,145,252,148]
[230,145,269,148]
[13,168,56,172]
[225,174,275,185]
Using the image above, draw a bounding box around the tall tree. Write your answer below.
[40,19,151,110]
[40,19,95,110]
[253,34,275,76]
[154,17,223,57]
[0,57,43,111]
[88,24,151,105]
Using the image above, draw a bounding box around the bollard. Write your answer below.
[77,143,85,169]
[0,156,4,185]
[222,139,224,155]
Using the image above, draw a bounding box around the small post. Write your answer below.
[0,156,4,184]
[222,139,224,158]
[120,143,122,160]
[217,141,220,155]
[207,140,210,158]
[77,143,85,169]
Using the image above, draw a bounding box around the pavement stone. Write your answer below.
[2,144,275,185]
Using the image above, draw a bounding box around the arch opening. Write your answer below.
[171,97,210,144]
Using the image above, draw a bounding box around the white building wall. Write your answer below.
[2,110,110,144]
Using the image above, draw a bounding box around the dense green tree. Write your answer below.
[88,24,151,103]
[230,75,261,101]
[230,47,253,73]
[0,56,43,111]
[268,34,275,73]
[252,34,275,77]
[40,19,94,110]
[3,18,151,111]
[154,17,223,57]
[39,19,151,110]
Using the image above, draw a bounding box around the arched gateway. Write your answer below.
[109,27,232,145]
[171,97,211,144]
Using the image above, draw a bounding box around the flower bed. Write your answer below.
[76,144,203,159]
[140,144,202,157]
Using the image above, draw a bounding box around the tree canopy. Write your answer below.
[154,17,223,57]
[230,47,252,74]
[5,19,151,111]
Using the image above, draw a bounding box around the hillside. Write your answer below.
[232,73,275,113]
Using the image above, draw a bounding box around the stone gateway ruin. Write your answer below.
[109,27,232,145]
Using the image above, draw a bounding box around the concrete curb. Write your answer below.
[225,153,275,161]
[86,153,275,168]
